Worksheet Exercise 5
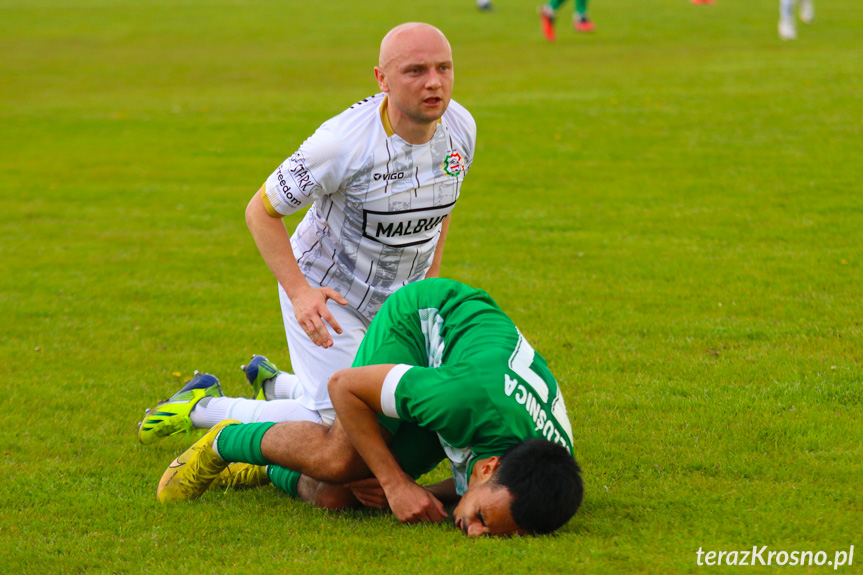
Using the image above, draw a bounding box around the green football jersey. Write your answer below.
[353,278,575,494]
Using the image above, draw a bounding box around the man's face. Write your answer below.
[375,27,454,126]
[452,482,528,538]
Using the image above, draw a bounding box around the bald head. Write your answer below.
[373,22,454,144]
[378,23,452,71]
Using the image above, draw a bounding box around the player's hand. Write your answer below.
[383,475,447,524]
[291,286,349,348]
[345,478,389,509]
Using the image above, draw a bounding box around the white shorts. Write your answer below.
[279,283,371,425]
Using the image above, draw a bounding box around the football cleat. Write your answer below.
[540,5,556,42]
[211,462,271,490]
[138,372,222,445]
[240,354,280,400]
[157,419,238,503]
[799,0,814,24]
[778,18,797,40]
[574,16,595,32]
[691,0,714,4]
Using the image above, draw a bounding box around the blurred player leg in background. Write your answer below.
[541,0,594,42]
[799,0,814,23]
[574,0,594,32]
[540,3,557,42]
[779,0,813,40]
[779,0,798,40]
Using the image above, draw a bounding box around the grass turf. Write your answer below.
[1,0,861,572]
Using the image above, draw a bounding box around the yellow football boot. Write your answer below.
[211,463,271,490]
[157,419,239,503]
[138,372,223,445]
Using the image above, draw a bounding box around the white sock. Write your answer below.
[271,372,301,400]
[780,0,796,20]
[212,429,226,461]
[190,396,322,427]
[254,400,322,424]
[190,397,248,428]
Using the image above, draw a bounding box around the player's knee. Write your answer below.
[327,369,349,397]
[318,453,365,484]
[312,485,356,510]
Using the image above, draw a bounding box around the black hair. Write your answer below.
[491,438,583,534]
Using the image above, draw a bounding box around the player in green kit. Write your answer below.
[156,279,583,537]
[541,0,594,42]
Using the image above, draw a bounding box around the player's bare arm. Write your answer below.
[343,477,389,509]
[328,364,448,524]
[245,188,348,348]
[424,477,459,504]
[345,476,459,510]
[424,214,450,279]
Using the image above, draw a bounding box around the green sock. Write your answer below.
[215,422,275,466]
[576,0,588,17]
[267,465,301,498]
[548,0,566,11]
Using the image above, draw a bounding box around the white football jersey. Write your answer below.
[262,93,476,320]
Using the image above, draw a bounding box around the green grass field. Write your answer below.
[2,0,862,572]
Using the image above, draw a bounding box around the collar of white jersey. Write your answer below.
[379,95,442,139]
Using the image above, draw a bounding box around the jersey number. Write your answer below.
[506,330,574,447]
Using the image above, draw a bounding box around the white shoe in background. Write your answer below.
[799,0,815,24]
[779,17,798,40]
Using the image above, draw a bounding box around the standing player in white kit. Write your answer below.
[138,22,477,442]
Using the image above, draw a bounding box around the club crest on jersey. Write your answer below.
[441,151,464,177]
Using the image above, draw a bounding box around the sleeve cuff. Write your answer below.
[380,364,412,419]
[261,185,282,217]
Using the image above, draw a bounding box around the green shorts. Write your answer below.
[379,415,446,480]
